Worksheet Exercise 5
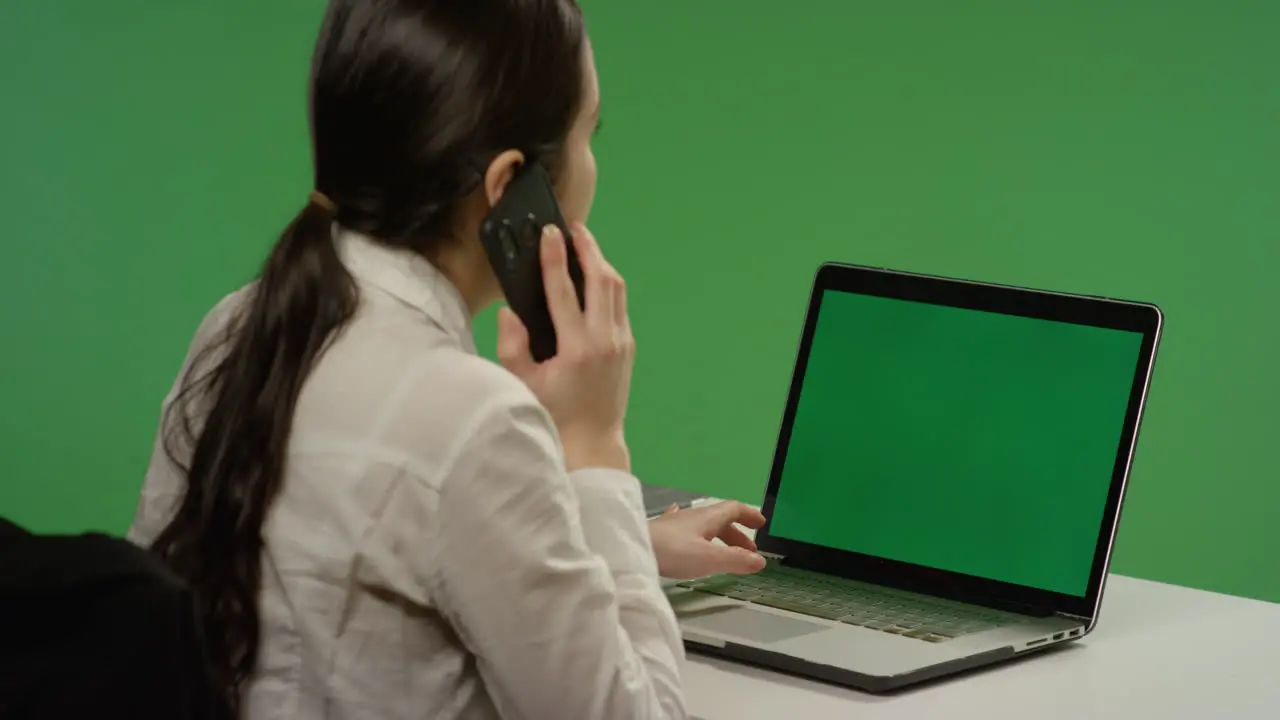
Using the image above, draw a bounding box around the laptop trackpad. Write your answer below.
[684,607,829,645]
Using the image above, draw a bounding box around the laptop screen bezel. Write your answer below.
[755,262,1162,620]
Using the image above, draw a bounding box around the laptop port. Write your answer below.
[1070,629,1081,637]
[1026,637,1048,647]
[1052,632,1064,640]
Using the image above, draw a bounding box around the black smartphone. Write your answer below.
[479,162,586,362]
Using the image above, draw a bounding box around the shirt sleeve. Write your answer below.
[126,419,184,548]
[429,396,687,720]
[127,288,250,548]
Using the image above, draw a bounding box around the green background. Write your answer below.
[769,291,1145,596]
[1,1,1276,601]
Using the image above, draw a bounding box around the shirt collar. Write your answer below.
[335,227,477,354]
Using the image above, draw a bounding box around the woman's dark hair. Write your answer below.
[148,0,586,713]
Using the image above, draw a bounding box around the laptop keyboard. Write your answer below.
[677,563,1018,643]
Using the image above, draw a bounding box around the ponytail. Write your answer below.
[150,196,358,715]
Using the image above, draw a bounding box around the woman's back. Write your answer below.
[123,1,711,716]
[131,231,683,718]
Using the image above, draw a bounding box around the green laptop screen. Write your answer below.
[768,290,1145,597]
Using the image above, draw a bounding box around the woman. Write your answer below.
[127,1,766,718]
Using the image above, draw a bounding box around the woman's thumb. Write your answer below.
[497,307,534,374]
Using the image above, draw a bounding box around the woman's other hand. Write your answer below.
[497,223,634,473]
[649,501,768,580]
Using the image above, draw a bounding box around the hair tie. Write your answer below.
[309,190,337,213]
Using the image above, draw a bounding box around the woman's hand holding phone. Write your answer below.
[497,223,634,473]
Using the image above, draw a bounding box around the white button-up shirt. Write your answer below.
[128,229,687,719]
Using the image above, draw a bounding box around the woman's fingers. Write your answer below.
[716,523,759,553]
[593,250,630,338]
[567,223,619,339]
[613,263,629,332]
[540,225,585,347]
[706,500,768,532]
[542,222,631,363]
[496,307,534,376]
[697,543,767,576]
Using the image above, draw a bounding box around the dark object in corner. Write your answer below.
[0,517,229,720]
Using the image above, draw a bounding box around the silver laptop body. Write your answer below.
[641,484,707,518]
[673,263,1162,692]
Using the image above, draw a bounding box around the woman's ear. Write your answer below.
[483,150,526,207]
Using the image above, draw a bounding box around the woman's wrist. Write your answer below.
[562,429,630,473]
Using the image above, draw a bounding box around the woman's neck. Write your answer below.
[429,241,503,317]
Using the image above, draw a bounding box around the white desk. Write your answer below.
[683,574,1280,719]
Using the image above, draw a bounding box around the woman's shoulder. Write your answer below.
[313,347,559,491]
[186,283,256,356]
[404,348,546,429]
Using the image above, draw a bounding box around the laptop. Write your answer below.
[669,262,1162,692]
[641,484,708,518]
